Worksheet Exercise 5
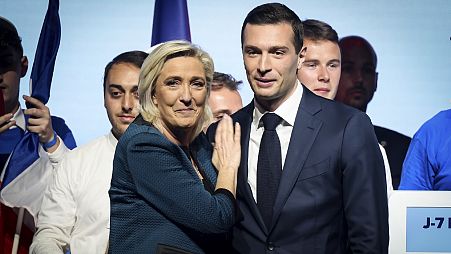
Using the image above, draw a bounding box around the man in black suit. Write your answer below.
[335,35,411,189]
[208,3,388,253]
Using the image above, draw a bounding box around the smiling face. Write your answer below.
[152,56,208,143]
[104,63,140,138]
[297,39,341,100]
[242,23,301,111]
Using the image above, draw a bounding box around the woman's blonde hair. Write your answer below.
[139,40,213,139]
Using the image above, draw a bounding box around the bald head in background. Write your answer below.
[335,36,378,112]
[335,35,411,189]
[208,72,243,122]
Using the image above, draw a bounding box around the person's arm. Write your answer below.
[398,138,433,190]
[30,157,76,254]
[126,121,239,234]
[341,112,389,253]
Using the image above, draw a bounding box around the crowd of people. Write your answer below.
[1,2,450,254]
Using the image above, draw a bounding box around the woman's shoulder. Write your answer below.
[120,116,163,146]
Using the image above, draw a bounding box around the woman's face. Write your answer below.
[152,56,208,137]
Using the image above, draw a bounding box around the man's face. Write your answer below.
[208,85,243,122]
[297,39,341,100]
[0,47,27,114]
[335,39,378,111]
[104,63,140,138]
[242,23,301,111]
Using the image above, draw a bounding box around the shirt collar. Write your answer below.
[12,105,26,131]
[252,80,303,128]
[107,131,119,148]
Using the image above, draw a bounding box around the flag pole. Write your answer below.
[11,207,24,254]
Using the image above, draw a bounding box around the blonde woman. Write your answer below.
[108,41,240,254]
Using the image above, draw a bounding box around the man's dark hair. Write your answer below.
[212,72,243,91]
[241,3,303,53]
[103,51,148,91]
[303,19,338,44]
[0,17,23,57]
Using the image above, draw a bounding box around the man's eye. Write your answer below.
[303,62,316,69]
[214,113,225,122]
[246,49,257,57]
[328,63,339,69]
[362,67,375,74]
[274,51,284,56]
[111,91,121,97]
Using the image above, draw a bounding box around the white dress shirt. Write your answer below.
[248,82,303,202]
[379,144,394,198]
[30,132,117,254]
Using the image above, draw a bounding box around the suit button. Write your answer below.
[267,242,275,251]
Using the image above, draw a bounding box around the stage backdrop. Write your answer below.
[3,0,451,145]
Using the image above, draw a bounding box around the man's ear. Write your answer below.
[20,56,28,77]
[297,47,307,69]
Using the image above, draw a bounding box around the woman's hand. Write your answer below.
[212,114,241,175]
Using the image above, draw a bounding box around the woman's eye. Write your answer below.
[165,79,179,87]
[192,81,205,88]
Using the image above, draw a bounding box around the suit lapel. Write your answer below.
[233,102,268,233]
[271,87,323,228]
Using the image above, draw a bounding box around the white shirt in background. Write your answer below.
[30,132,117,254]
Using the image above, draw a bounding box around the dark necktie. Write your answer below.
[257,113,282,229]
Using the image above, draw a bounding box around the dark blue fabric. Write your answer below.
[151,0,191,46]
[109,115,234,254]
[0,128,24,172]
[0,115,76,190]
[29,0,60,105]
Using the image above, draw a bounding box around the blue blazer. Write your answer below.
[109,115,236,254]
[208,86,389,254]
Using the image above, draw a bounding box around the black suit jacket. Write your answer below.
[374,125,411,189]
[208,86,389,254]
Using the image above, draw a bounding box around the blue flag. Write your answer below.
[151,0,191,46]
[1,0,61,211]
[29,0,61,106]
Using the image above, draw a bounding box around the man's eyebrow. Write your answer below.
[268,46,289,52]
[328,59,341,64]
[108,84,126,92]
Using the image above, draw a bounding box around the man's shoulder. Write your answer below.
[66,134,112,158]
[374,125,411,144]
